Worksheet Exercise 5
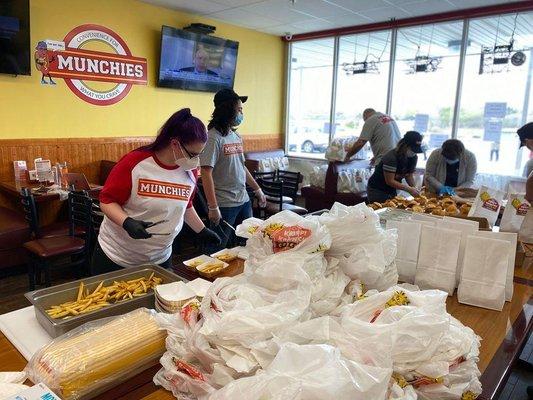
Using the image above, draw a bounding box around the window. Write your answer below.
[334,31,391,160]
[285,9,533,180]
[457,12,533,177]
[287,38,335,158]
[391,21,463,169]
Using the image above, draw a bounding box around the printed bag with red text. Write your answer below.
[236,210,332,260]
[500,191,531,233]
[467,185,505,227]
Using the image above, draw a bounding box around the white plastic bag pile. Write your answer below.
[309,165,328,188]
[337,168,370,193]
[325,137,357,161]
[257,156,290,172]
[311,202,399,291]
[154,206,483,400]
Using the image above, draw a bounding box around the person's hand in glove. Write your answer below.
[438,186,456,196]
[255,188,267,208]
[122,217,152,239]
[208,207,222,225]
[406,186,421,198]
[198,227,222,246]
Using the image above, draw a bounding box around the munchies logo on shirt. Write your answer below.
[137,178,191,201]
[223,143,243,155]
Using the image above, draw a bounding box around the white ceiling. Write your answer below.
[140,0,521,36]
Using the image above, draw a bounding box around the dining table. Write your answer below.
[0,180,102,225]
[0,255,531,400]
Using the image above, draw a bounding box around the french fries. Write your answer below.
[45,274,163,319]
[200,262,226,274]
[214,253,237,262]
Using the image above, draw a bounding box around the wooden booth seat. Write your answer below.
[301,160,368,212]
[0,207,30,269]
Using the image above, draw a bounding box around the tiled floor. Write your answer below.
[496,334,533,400]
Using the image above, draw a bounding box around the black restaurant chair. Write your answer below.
[276,170,302,203]
[20,187,85,239]
[257,178,307,217]
[23,190,93,290]
[253,171,294,204]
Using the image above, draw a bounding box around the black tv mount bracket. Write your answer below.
[184,23,216,35]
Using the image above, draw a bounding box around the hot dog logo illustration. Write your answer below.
[36,24,147,105]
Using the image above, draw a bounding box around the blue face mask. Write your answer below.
[445,158,459,165]
[234,113,244,126]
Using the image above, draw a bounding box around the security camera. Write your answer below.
[285,32,293,41]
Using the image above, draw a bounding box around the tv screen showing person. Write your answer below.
[158,26,238,93]
[178,47,219,76]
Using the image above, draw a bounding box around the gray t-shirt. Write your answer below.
[360,112,401,165]
[200,128,249,207]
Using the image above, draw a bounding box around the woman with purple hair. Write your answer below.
[91,108,221,274]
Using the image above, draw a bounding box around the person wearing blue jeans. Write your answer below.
[200,89,266,253]
[208,199,252,252]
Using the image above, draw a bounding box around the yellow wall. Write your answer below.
[0,0,285,139]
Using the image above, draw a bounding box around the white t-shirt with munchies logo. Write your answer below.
[98,149,197,268]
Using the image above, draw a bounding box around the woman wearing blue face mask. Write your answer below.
[92,108,221,274]
[200,89,266,251]
[367,131,424,203]
[424,139,477,196]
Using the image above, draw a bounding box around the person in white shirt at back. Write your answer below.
[345,108,402,166]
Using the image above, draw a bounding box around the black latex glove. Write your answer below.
[122,217,152,239]
[198,227,222,246]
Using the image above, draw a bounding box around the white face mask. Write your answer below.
[172,143,200,171]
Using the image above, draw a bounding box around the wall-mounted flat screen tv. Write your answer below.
[0,0,30,75]
[158,25,239,93]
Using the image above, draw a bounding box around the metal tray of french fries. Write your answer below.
[25,265,183,338]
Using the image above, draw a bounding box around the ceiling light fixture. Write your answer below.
[479,13,526,74]
[342,31,389,75]
[404,24,441,74]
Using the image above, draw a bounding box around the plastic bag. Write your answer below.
[236,210,332,260]
[199,253,313,347]
[501,192,530,233]
[325,137,357,161]
[209,343,391,400]
[309,165,327,189]
[468,185,505,227]
[0,371,29,398]
[25,308,166,400]
[313,202,384,257]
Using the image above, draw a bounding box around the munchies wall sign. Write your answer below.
[35,24,147,106]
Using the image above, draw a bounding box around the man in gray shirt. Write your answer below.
[345,108,402,165]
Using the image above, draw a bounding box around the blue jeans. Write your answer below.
[208,200,252,253]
